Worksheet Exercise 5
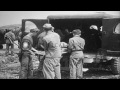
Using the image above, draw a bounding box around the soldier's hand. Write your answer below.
[34,51,39,55]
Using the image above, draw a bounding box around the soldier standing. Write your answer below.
[4,29,16,56]
[19,28,39,79]
[68,29,85,79]
[42,23,62,79]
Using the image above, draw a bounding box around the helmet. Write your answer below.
[43,23,53,30]
[90,25,98,30]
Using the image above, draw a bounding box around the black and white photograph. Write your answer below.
[0,11,120,79]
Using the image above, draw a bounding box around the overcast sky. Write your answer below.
[0,11,119,27]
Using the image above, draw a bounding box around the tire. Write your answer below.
[111,58,120,75]
[0,45,3,49]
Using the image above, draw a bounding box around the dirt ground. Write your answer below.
[0,50,120,79]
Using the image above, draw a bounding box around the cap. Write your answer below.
[43,23,53,30]
[72,29,81,35]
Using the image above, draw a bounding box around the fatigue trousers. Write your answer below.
[69,52,84,79]
[5,43,14,55]
[42,57,61,79]
[19,55,33,79]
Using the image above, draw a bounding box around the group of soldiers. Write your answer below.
[4,23,85,79]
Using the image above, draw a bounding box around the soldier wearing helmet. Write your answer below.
[68,29,85,79]
[41,23,62,79]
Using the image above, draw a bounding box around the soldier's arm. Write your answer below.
[68,39,74,53]
[38,38,44,48]
[31,47,38,52]
[42,38,48,51]
[82,39,85,50]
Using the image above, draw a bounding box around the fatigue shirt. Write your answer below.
[4,31,15,42]
[43,31,62,58]
[68,35,85,55]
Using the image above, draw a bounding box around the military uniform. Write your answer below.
[68,29,85,79]
[19,33,34,79]
[19,29,39,79]
[4,31,15,56]
[42,24,62,79]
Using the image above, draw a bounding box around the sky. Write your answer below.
[0,11,120,27]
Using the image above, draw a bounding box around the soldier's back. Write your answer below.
[43,31,61,58]
[70,36,85,57]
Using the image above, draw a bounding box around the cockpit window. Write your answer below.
[25,21,38,33]
[114,23,120,34]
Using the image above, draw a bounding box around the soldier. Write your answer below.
[68,29,85,79]
[42,23,62,79]
[19,28,39,79]
[37,26,55,73]
[4,29,16,56]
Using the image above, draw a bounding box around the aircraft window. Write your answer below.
[114,23,120,34]
[25,21,38,33]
